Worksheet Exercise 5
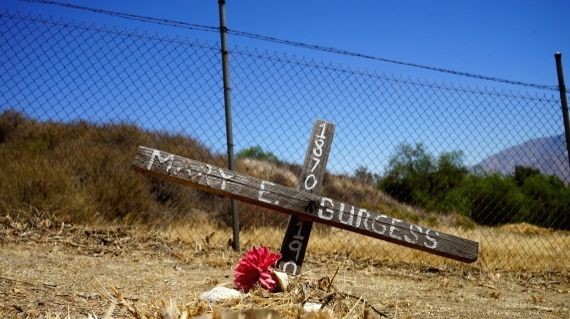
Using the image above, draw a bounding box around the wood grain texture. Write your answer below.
[132,146,479,263]
[279,120,335,274]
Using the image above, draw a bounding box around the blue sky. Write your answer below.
[4,0,569,86]
[1,0,568,174]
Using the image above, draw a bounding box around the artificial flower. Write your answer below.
[234,246,281,292]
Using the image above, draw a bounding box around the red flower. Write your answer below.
[234,246,281,292]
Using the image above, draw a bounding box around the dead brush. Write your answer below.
[88,268,387,319]
[208,267,387,319]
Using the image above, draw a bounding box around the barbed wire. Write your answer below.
[229,30,559,92]
[21,0,559,91]
[232,48,559,102]
[20,0,219,33]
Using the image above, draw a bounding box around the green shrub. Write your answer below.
[378,143,467,213]
[518,173,570,229]
[378,143,569,230]
[457,174,525,226]
[237,145,278,162]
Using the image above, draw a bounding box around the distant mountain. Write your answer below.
[477,134,570,183]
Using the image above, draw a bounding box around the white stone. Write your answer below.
[201,286,243,303]
[273,270,289,292]
[302,302,323,312]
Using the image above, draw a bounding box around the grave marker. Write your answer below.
[279,120,335,275]
[132,146,479,263]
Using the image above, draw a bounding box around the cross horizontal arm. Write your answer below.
[132,146,478,263]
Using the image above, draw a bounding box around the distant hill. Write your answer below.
[477,134,570,183]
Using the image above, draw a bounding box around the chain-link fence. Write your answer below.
[1,12,569,271]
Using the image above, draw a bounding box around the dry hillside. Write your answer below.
[0,110,462,230]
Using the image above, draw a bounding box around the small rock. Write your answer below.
[201,286,243,303]
[302,302,322,312]
[273,271,289,292]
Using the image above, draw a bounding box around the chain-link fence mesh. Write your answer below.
[1,12,569,271]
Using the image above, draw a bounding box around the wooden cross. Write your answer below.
[131,144,479,265]
[278,120,335,275]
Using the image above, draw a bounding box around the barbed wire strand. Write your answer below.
[20,0,219,33]
[21,0,559,91]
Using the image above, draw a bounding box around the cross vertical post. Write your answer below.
[279,120,335,275]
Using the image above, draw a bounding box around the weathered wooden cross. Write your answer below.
[131,121,478,274]
[278,120,335,275]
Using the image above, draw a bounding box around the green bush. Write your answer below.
[237,145,279,162]
[518,172,570,229]
[457,174,525,226]
[378,143,468,212]
[378,143,569,230]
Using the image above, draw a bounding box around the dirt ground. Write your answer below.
[1,214,569,319]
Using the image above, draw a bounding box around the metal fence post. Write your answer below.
[218,0,239,251]
[554,52,570,171]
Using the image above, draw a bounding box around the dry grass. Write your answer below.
[0,110,232,225]
[13,207,568,274]
[1,210,569,319]
[86,273,385,319]
[163,219,570,273]
[238,158,299,188]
